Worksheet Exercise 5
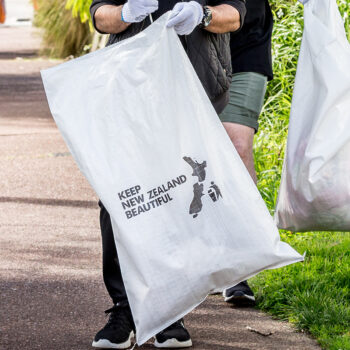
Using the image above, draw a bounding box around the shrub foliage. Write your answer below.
[34,0,92,58]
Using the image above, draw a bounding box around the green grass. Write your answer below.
[252,1,350,349]
[251,232,350,350]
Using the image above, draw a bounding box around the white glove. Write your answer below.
[122,0,158,23]
[167,1,204,35]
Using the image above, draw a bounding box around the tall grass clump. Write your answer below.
[34,0,92,58]
[253,1,350,349]
[255,0,304,212]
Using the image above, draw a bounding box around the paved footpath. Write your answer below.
[0,24,321,350]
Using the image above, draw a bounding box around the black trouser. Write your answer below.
[99,201,128,305]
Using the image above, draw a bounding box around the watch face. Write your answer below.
[203,7,212,27]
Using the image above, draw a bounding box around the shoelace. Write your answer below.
[104,303,134,333]
[241,280,249,288]
[158,319,184,334]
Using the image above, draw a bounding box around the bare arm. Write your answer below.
[206,4,241,33]
[94,5,130,34]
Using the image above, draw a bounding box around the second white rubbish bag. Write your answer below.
[275,0,350,231]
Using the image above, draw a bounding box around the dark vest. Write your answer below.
[106,17,232,113]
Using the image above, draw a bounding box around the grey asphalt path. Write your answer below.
[0,25,321,350]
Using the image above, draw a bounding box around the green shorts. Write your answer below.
[219,72,268,132]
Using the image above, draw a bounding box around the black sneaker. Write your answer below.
[223,281,256,306]
[154,319,192,348]
[92,302,135,349]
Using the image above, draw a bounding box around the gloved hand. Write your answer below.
[167,1,204,35]
[122,0,158,23]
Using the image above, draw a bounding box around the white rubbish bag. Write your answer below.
[42,13,303,344]
[275,0,350,232]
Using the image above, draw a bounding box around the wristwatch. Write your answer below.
[199,6,212,28]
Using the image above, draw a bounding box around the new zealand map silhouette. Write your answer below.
[183,156,206,218]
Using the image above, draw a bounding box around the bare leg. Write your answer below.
[222,122,257,184]
[222,122,258,305]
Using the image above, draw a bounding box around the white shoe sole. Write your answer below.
[223,291,256,304]
[154,338,192,348]
[92,331,134,349]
